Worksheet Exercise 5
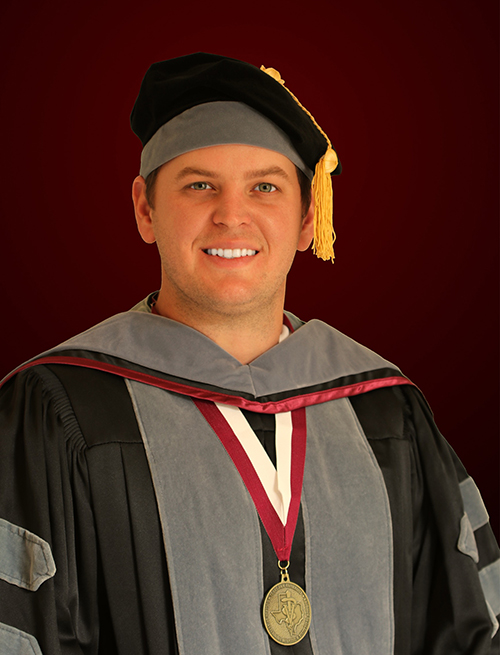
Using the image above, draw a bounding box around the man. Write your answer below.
[0,53,498,655]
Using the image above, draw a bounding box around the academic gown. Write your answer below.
[0,298,498,655]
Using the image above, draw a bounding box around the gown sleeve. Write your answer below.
[0,365,99,655]
[351,384,499,654]
[402,385,500,654]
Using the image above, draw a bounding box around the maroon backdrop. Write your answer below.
[0,0,498,536]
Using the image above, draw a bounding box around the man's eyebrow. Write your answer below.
[174,167,219,181]
[245,166,291,180]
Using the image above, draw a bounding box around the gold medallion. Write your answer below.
[263,565,311,646]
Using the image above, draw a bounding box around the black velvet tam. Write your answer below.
[130,53,341,176]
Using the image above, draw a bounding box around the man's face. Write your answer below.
[134,144,314,323]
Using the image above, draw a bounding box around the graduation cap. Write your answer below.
[131,53,340,261]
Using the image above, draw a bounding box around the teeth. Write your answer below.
[206,248,257,259]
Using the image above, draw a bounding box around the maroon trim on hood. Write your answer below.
[3,354,414,413]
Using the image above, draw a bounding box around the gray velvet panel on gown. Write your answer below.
[303,398,394,654]
[126,380,271,655]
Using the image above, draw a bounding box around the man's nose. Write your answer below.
[212,190,251,227]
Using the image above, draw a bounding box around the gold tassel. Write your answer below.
[261,65,338,262]
[312,148,337,261]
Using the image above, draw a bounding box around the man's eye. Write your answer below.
[255,183,277,193]
[190,182,211,191]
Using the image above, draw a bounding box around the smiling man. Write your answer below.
[0,54,499,655]
[132,144,314,363]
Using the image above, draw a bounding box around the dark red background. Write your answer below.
[0,0,498,536]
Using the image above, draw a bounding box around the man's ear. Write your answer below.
[297,197,315,252]
[132,176,156,244]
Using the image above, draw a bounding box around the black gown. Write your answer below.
[0,306,498,654]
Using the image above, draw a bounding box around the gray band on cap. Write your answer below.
[140,101,312,180]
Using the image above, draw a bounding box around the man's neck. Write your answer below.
[153,292,285,365]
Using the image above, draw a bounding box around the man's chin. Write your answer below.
[195,288,283,322]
